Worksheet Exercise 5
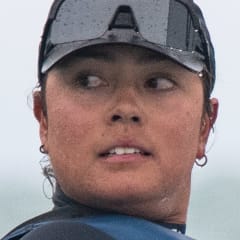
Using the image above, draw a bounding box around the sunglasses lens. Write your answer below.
[49,0,202,52]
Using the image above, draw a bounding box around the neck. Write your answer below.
[53,184,189,225]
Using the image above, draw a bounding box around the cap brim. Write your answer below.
[41,39,205,74]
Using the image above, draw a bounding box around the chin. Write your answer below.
[74,180,161,209]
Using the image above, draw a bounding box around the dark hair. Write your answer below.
[38,73,48,117]
[201,69,213,115]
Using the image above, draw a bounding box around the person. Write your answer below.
[1,0,218,239]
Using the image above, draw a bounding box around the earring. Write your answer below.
[40,145,48,154]
[195,155,208,167]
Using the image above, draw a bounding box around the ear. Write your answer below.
[33,91,49,151]
[196,98,219,159]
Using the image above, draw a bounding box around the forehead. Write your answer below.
[53,44,187,71]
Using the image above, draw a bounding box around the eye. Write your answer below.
[75,74,108,89]
[145,77,175,90]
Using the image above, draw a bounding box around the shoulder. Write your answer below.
[1,213,194,240]
[1,206,78,240]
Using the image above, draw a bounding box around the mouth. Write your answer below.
[99,146,152,158]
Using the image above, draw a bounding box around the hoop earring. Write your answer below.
[195,155,208,167]
[40,145,47,154]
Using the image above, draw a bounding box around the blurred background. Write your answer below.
[0,1,239,239]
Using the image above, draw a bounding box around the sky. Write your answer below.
[0,1,240,239]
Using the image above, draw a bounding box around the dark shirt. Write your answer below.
[2,184,188,240]
[55,184,186,234]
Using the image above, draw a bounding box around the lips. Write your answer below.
[99,145,152,158]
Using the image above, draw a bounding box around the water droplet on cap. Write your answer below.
[198,72,204,78]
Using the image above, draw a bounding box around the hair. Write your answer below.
[38,73,48,117]
[201,69,213,116]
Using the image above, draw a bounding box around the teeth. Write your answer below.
[109,147,141,155]
[109,149,116,154]
[115,148,125,155]
[125,148,137,154]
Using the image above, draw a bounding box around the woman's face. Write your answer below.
[35,45,217,222]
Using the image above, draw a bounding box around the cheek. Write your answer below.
[45,93,100,177]
[150,99,203,168]
[47,105,93,145]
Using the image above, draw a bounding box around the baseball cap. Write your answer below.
[38,0,215,91]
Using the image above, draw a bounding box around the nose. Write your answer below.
[111,113,141,123]
[106,88,145,126]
